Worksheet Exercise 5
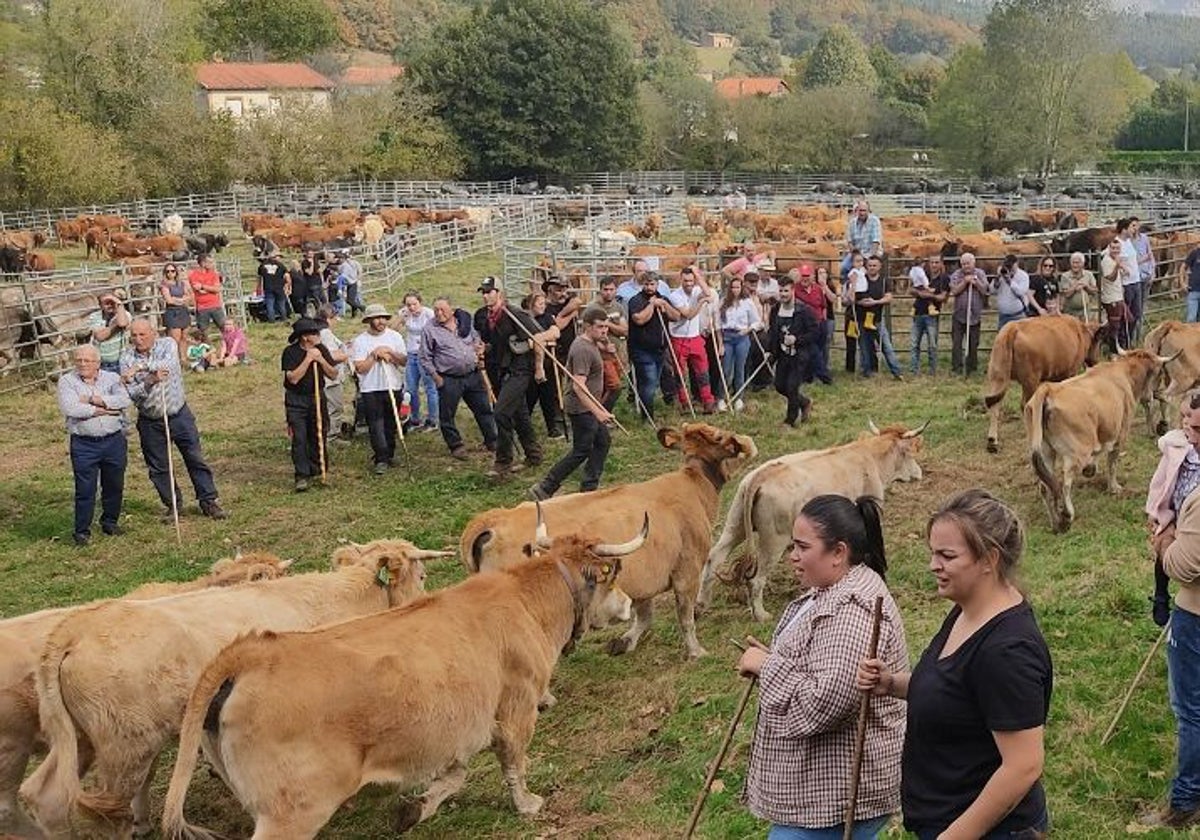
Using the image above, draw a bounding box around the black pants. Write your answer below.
[438,371,498,451]
[362,389,401,465]
[526,369,565,437]
[495,370,541,466]
[70,431,127,537]
[536,412,610,495]
[285,392,328,479]
[951,319,982,374]
[135,404,219,508]
[774,355,812,425]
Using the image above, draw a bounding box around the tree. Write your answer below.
[410,0,642,177]
[732,33,782,76]
[802,25,877,92]
[202,0,337,61]
[122,103,238,197]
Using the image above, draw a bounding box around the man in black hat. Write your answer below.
[281,319,339,491]
[475,276,556,478]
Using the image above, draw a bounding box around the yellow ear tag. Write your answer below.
[377,566,391,587]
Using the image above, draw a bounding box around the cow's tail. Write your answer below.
[714,473,760,586]
[1025,387,1059,495]
[162,645,243,840]
[983,323,1015,409]
[22,625,84,832]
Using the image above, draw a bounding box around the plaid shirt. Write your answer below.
[120,337,186,419]
[743,564,908,828]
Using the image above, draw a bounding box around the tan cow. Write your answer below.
[1026,348,1171,532]
[19,540,442,838]
[161,514,644,840]
[0,552,290,838]
[320,208,360,227]
[461,424,757,659]
[703,422,927,622]
[983,316,1102,452]
[1145,321,1200,433]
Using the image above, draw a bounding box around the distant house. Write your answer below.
[702,32,736,49]
[194,62,336,118]
[714,77,791,99]
[338,65,405,94]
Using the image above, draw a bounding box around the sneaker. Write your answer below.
[449,446,469,461]
[423,420,439,432]
[528,484,551,502]
[1138,805,1200,828]
[101,523,125,536]
[547,432,566,441]
[295,478,310,493]
[373,462,389,476]
[734,398,745,412]
[486,462,513,478]
[717,399,728,412]
[200,500,228,520]
[73,532,90,547]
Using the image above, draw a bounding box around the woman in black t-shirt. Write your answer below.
[857,489,1053,839]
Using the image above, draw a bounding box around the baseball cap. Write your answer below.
[477,276,499,293]
[799,264,813,277]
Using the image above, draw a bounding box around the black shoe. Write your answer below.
[73,532,90,547]
[101,523,125,536]
[449,446,469,461]
[373,462,389,475]
[1152,594,1171,628]
[295,478,310,493]
[200,499,228,520]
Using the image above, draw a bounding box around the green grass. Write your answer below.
[696,47,736,77]
[1,242,1194,838]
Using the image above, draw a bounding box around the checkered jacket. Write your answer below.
[743,564,908,828]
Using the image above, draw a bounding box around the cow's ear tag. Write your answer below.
[377,566,391,587]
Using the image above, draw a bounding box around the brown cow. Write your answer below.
[378,207,425,230]
[19,540,440,838]
[1026,348,1171,532]
[983,316,1102,452]
[703,421,927,622]
[461,423,757,659]
[320,208,361,227]
[23,252,55,273]
[685,203,708,228]
[105,239,151,259]
[161,514,643,840]
[0,552,291,838]
[1144,320,1200,433]
[53,220,84,247]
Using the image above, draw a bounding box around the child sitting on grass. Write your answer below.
[217,318,250,366]
[185,327,216,373]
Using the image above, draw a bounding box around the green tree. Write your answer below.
[202,0,337,61]
[732,33,782,76]
[410,0,642,177]
[802,25,877,92]
[0,98,141,210]
[123,103,238,197]
[868,44,903,100]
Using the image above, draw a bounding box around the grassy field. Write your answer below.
[0,241,1191,839]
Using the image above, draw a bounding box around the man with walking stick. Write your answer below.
[419,296,498,461]
[628,272,682,423]
[281,318,338,492]
[120,319,228,522]
[949,253,988,376]
[350,304,408,475]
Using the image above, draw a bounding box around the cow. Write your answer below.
[1026,348,1172,533]
[24,251,55,274]
[18,539,442,838]
[0,552,291,838]
[53,220,85,247]
[0,246,23,276]
[83,227,108,261]
[461,424,758,659]
[983,316,1102,453]
[702,421,928,623]
[0,286,32,371]
[685,203,708,229]
[160,214,184,236]
[161,510,644,840]
[1144,320,1200,433]
[360,214,385,249]
[320,208,360,227]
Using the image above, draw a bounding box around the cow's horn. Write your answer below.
[902,419,932,439]
[593,513,650,557]
[409,548,455,561]
[867,418,881,435]
[1115,341,1128,356]
[278,558,295,569]
[534,501,552,550]
[1158,349,1184,365]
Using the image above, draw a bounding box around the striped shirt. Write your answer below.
[743,564,908,827]
[120,337,186,419]
[58,370,130,437]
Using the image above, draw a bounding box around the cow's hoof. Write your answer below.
[606,637,631,656]
[1158,420,1170,436]
[394,798,422,834]
[1082,464,1097,478]
[750,609,772,624]
[986,439,999,454]
[515,793,544,815]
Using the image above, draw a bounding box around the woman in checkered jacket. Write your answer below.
[737,495,908,839]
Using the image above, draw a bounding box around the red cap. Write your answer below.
[799,263,814,277]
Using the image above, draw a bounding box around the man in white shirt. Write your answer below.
[667,267,718,413]
[1118,217,1144,338]
[350,304,407,473]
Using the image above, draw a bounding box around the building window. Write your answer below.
[268,96,281,114]
[224,97,243,117]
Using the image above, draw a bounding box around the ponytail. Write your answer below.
[799,494,888,580]
[855,495,888,580]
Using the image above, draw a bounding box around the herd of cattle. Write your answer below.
[0,422,955,839]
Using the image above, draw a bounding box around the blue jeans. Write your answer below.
[722,332,751,398]
[135,404,218,508]
[878,322,901,376]
[914,808,1048,839]
[1188,290,1200,323]
[1169,608,1200,811]
[630,345,664,420]
[768,815,888,840]
[911,315,940,374]
[405,354,439,426]
[69,431,127,537]
[263,288,288,322]
[998,310,1025,331]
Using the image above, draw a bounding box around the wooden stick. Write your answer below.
[751,328,776,378]
[383,362,409,457]
[708,302,731,406]
[843,596,885,840]
[313,368,327,483]
[683,678,756,839]
[479,365,497,406]
[729,356,770,405]
[659,310,697,418]
[160,382,182,546]
[1101,624,1168,746]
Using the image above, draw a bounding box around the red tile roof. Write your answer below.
[714,77,790,99]
[195,63,335,91]
[340,65,404,87]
